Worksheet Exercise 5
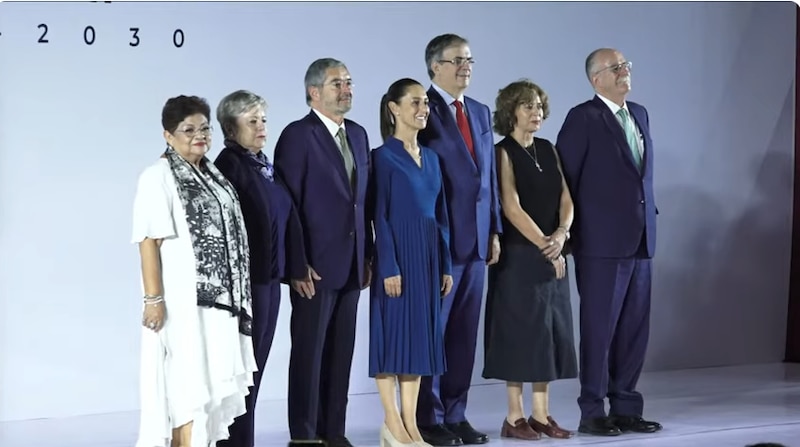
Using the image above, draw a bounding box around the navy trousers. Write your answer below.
[287,264,360,440]
[218,280,282,447]
[574,254,652,420]
[417,259,486,426]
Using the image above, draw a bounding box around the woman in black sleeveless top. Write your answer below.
[483,80,577,440]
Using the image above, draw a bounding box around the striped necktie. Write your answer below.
[616,108,642,169]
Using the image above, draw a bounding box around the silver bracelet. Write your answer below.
[143,295,164,305]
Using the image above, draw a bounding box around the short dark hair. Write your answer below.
[425,33,469,79]
[746,443,787,447]
[379,78,424,142]
[161,95,211,134]
[492,79,550,136]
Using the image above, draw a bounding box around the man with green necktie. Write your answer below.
[555,48,662,437]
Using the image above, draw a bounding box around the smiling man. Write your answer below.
[274,57,374,447]
[415,33,503,447]
[556,48,662,437]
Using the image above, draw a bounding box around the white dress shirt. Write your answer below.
[596,93,644,159]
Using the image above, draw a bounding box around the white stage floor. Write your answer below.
[3,363,799,447]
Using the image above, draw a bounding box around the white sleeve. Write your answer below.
[131,163,177,244]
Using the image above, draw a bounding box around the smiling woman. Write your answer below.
[369,77,453,447]
[131,95,257,447]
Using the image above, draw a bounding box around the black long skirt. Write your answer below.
[482,244,578,383]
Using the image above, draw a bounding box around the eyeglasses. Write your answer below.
[594,61,632,76]
[327,79,354,90]
[176,125,213,138]
[438,57,475,67]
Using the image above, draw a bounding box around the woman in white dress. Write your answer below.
[131,95,257,447]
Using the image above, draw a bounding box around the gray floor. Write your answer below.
[3,363,799,447]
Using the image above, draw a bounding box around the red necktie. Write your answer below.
[453,100,475,161]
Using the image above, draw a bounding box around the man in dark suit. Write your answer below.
[555,48,662,437]
[415,34,502,447]
[274,58,373,447]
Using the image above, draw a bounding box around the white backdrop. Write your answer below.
[0,1,795,422]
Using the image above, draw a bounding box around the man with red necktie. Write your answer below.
[415,33,503,447]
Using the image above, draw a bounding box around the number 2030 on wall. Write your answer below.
[35,23,186,48]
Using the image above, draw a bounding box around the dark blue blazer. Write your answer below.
[418,87,503,264]
[555,95,657,259]
[214,143,308,284]
[273,111,374,291]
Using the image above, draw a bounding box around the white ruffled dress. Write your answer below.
[131,159,257,447]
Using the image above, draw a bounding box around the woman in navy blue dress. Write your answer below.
[369,78,453,447]
[212,90,309,447]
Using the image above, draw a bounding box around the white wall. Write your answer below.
[0,1,794,422]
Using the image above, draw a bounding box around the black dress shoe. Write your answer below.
[324,436,354,447]
[444,421,488,445]
[578,417,622,436]
[419,424,463,446]
[611,416,663,433]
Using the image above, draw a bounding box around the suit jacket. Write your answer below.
[418,86,502,264]
[273,110,373,291]
[555,95,657,259]
[214,142,308,284]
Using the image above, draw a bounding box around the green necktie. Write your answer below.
[336,127,355,188]
[616,108,642,169]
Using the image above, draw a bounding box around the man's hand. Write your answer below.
[441,274,453,297]
[487,233,501,265]
[361,260,373,290]
[291,265,321,299]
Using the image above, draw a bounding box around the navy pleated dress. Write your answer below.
[369,136,452,377]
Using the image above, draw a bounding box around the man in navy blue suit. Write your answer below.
[274,58,373,447]
[415,33,503,447]
[556,48,662,437]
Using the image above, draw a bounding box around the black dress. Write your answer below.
[482,136,578,383]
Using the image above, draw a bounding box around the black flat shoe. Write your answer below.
[610,416,663,433]
[324,436,355,447]
[444,421,488,445]
[419,424,463,446]
[577,417,622,436]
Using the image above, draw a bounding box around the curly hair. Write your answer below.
[161,95,210,134]
[492,79,550,136]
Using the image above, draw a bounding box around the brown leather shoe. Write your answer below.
[500,418,540,440]
[528,416,574,439]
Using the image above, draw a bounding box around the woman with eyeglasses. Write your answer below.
[132,95,257,447]
[212,90,309,447]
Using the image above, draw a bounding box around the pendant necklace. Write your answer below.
[522,140,542,172]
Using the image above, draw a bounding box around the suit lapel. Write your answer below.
[464,98,483,172]
[593,96,641,176]
[428,87,478,173]
[308,113,351,196]
[347,124,365,195]
[628,106,649,176]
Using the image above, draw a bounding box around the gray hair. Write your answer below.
[424,34,469,79]
[585,48,614,81]
[216,90,267,139]
[304,58,347,105]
